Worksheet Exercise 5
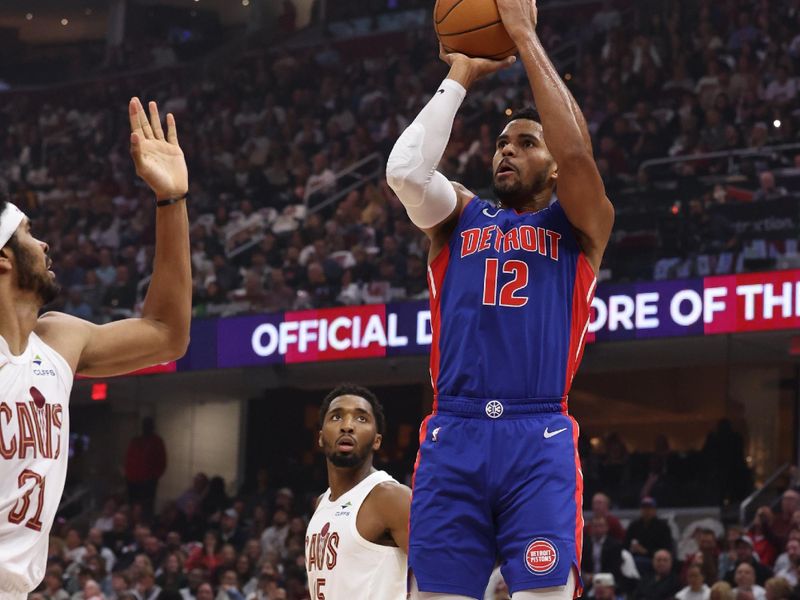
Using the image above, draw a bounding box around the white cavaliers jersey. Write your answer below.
[305,470,407,600]
[0,332,73,593]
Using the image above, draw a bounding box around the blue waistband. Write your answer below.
[435,394,567,419]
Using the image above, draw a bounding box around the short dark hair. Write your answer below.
[507,106,541,126]
[319,383,385,435]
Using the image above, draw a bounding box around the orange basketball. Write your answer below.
[434,0,516,60]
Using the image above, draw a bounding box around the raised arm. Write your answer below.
[38,98,191,376]
[386,49,515,259]
[498,0,614,271]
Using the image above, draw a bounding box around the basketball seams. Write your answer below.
[434,0,468,26]
[437,19,503,37]
[434,0,515,59]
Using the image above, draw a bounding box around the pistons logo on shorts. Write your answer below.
[524,538,559,575]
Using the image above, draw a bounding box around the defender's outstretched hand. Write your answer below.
[129,97,188,200]
[496,0,538,40]
[439,44,516,89]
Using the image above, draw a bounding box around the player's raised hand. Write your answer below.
[496,0,538,40]
[439,44,516,88]
[129,97,188,201]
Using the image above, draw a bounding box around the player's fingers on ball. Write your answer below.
[438,43,450,64]
[135,97,154,139]
[166,113,179,145]
[148,101,165,141]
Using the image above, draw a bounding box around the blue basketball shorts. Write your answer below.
[409,397,584,600]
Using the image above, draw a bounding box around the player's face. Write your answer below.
[320,395,382,469]
[492,120,556,208]
[1,220,59,305]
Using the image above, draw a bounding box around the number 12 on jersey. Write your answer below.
[482,258,529,307]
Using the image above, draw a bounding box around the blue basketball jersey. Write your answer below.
[427,196,597,409]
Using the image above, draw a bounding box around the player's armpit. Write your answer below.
[35,312,188,377]
[364,482,412,553]
[552,152,615,272]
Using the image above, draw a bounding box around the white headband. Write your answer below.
[0,203,25,248]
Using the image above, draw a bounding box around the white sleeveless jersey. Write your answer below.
[0,332,73,593]
[305,470,407,600]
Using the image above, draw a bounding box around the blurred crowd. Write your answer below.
[35,462,800,600]
[0,0,797,324]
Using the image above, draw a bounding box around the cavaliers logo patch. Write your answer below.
[524,538,559,575]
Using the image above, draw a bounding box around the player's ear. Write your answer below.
[318,432,323,448]
[0,247,12,273]
[550,160,559,182]
[373,433,382,451]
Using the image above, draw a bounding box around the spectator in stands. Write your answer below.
[195,582,215,600]
[109,572,132,599]
[216,569,245,600]
[201,477,230,518]
[185,531,222,574]
[709,581,735,600]
[748,507,780,567]
[682,528,720,586]
[176,473,209,513]
[753,171,789,202]
[625,497,674,573]
[583,515,625,592]
[592,572,621,600]
[133,567,161,600]
[260,509,290,558]
[764,576,793,600]
[771,491,800,547]
[103,265,137,319]
[103,513,133,558]
[764,66,798,107]
[733,561,767,600]
[676,564,711,600]
[43,565,70,600]
[773,535,800,574]
[219,508,247,552]
[81,579,104,600]
[633,549,681,600]
[64,285,94,320]
[588,493,626,541]
[93,498,120,533]
[179,568,206,600]
[724,535,774,586]
[124,417,168,518]
[773,538,800,586]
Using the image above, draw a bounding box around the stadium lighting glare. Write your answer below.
[565,73,572,81]
[242,0,250,5]
[61,18,69,26]
[773,119,782,128]
[505,108,513,116]
[25,13,33,20]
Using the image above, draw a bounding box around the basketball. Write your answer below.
[434,0,517,59]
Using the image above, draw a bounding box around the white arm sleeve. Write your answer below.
[385,78,466,229]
